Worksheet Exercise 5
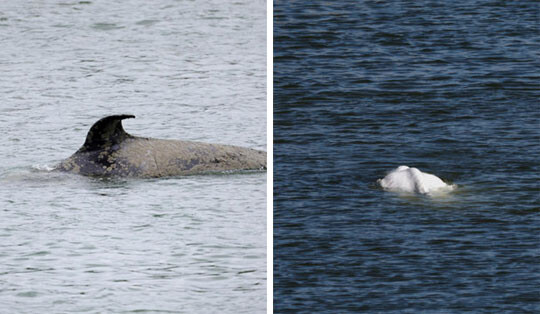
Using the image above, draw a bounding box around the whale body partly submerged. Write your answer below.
[377,165,454,194]
[57,115,266,178]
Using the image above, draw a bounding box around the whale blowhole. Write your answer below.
[377,165,455,195]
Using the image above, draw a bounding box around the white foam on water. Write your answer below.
[31,164,56,172]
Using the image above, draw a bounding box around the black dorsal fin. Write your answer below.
[79,115,135,152]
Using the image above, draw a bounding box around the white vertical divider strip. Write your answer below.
[266,0,273,313]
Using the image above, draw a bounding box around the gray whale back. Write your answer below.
[58,115,266,177]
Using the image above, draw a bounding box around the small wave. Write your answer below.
[31,164,57,172]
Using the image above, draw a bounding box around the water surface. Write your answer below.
[0,0,266,312]
[274,1,539,312]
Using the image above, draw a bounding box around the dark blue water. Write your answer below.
[274,1,539,312]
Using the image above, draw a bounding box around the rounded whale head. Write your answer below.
[377,165,454,194]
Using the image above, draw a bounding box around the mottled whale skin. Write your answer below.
[58,115,266,177]
[377,165,453,194]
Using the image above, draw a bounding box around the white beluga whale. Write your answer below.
[378,165,454,194]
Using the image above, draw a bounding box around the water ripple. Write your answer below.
[275,0,539,312]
